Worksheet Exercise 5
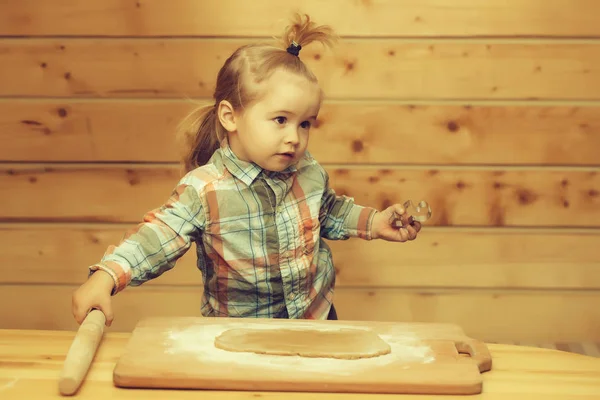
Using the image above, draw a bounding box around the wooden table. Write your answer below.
[1,329,599,399]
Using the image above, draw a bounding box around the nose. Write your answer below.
[284,127,300,145]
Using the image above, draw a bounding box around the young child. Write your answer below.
[72,14,421,327]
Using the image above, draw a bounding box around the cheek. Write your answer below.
[301,130,310,144]
[251,119,272,135]
[241,119,264,139]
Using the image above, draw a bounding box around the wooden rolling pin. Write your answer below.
[58,309,106,396]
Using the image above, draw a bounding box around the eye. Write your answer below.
[300,121,311,129]
[274,116,287,125]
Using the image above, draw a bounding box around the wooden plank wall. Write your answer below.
[1,0,599,343]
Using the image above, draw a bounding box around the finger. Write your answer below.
[387,204,408,227]
[391,203,406,216]
[97,302,114,327]
[410,221,422,232]
[386,203,404,216]
[72,294,88,325]
[401,214,414,226]
[386,206,402,225]
[397,227,409,242]
[405,224,418,240]
[72,304,90,325]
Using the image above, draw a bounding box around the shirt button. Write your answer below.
[288,292,296,300]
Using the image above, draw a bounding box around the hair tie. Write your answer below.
[286,41,302,57]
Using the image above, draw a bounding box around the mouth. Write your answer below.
[277,152,295,159]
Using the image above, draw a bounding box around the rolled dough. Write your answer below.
[213,327,392,359]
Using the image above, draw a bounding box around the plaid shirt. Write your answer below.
[90,145,377,319]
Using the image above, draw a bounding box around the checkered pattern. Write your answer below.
[89,145,377,320]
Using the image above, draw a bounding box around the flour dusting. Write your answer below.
[164,322,435,375]
[0,378,18,391]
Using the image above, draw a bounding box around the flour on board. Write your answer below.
[164,322,435,375]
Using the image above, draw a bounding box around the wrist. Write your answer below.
[90,269,116,294]
[371,212,381,240]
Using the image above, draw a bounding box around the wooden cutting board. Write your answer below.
[113,317,492,395]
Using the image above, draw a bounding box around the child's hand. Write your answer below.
[72,270,115,327]
[371,204,421,242]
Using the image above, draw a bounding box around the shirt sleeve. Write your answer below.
[88,172,206,295]
[318,167,377,241]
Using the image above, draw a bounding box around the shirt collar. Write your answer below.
[220,143,297,186]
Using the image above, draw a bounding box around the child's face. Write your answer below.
[228,69,322,172]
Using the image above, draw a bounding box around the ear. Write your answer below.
[217,100,237,132]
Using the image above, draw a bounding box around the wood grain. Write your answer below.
[2,285,599,342]
[2,331,600,399]
[1,0,599,37]
[2,99,600,165]
[112,318,490,394]
[2,223,599,290]
[2,39,600,100]
[1,164,598,227]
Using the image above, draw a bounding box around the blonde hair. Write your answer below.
[177,13,336,173]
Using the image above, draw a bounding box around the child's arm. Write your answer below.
[90,175,206,294]
[318,167,420,242]
[72,173,206,325]
[318,167,377,241]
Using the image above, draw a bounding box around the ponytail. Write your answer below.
[176,13,337,175]
[280,13,337,53]
[176,103,227,173]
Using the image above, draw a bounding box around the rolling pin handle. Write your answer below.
[58,309,106,396]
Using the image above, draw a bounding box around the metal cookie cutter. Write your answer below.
[393,200,432,228]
